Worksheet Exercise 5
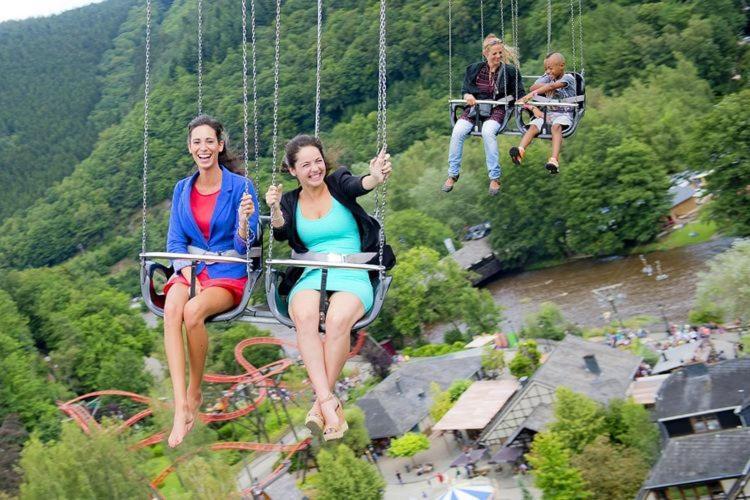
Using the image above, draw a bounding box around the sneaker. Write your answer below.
[545,157,559,175]
[442,175,459,192]
[509,146,525,165]
[488,179,501,196]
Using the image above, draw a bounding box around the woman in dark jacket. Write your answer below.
[265,135,393,441]
[443,34,524,196]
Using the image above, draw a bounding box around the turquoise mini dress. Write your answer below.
[288,197,374,312]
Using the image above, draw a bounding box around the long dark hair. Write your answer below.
[187,114,242,172]
[282,134,334,175]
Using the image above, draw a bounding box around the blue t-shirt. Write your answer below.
[534,73,577,113]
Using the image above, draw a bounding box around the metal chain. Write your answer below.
[375,0,387,274]
[546,0,552,55]
[569,0,577,74]
[499,0,505,43]
[511,0,521,74]
[197,0,203,114]
[141,0,152,257]
[480,0,484,41]
[241,0,252,273]
[448,0,452,98]
[314,0,322,137]
[578,0,585,75]
[250,0,259,171]
[268,0,282,260]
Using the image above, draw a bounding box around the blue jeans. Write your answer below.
[447,118,502,180]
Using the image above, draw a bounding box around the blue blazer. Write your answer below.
[167,166,260,279]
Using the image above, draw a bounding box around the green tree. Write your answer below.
[208,324,283,375]
[571,435,651,500]
[316,445,385,500]
[509,340,542,379]
[387,432,430,465]
[429,382,453,422]
[527,431,591,500]
[549,387,607,454]
[695,89,750,235]
[521,302,567,341]
[694,240,750,324]
[19,423,152,499]
[482,345,505,375]
[386,209,454,256]
[177,455,237,499]
[605,399,660,464]
[321,406,370,456]
[0,414,28,496]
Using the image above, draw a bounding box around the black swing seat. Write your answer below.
[449,96,515,137]
[514,71,586,139]
[264,252,391,333]
[139,244,263,322]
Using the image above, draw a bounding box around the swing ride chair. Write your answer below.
[447,0,586,140]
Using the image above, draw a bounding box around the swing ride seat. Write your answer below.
[449,96,515,137]
[513,71,586,139]
[264,256,391,333]
[139,244,263,322]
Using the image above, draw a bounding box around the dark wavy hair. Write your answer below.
[282,134,334,175]
[187,114,241,172]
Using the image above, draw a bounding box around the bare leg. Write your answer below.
[181,286,234,435]
[290,290,333,422]
[519,124,539,150]
[550,123,563,161]
[323,292,364,391]
[164,283,190,448]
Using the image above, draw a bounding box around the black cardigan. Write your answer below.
[461,61,525,100]
[272,167,395,293]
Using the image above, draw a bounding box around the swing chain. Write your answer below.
[578,0,585,75]
[375,0,388,274]
[241,0,253,274]
[448,0,452,98]
[268,0,282,260]
[569,0,577,74]
[315,0,322,137]
[480,0,484,41]
[547,0,552,55]
[251,0,259,171]
[141,0,152,257]
[197,0,203,114]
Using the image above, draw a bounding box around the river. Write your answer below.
[486,238,737,332]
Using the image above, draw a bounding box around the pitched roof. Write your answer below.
[626,375,670,405]
[654,358,750,421]
[450,238,495,268]
[669,183,697,207]
[531,335,642,403]
[434,380,519,430]
[651,341,710,374]
[643,428,750,489]
[355,349,483,439]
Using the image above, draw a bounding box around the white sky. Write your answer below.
[0,1,106,23]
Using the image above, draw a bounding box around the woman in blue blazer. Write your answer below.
[163,115,260,447]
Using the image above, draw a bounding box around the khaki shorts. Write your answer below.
[530,112,573,131]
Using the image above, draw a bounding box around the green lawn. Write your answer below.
[632,220,718,253]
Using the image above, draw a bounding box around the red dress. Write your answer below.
[163,185,248,306]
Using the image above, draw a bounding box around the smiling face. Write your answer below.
[544,54,566,79]
[188,124,224,170]
[288,145,327,188]
[484,41,504,69]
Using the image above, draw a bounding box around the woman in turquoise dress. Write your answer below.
[266,135,393,441]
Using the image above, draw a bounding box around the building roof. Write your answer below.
[654,358,750,421]
[464,335,496,349]
[449,238,495,269]
[626,375,670,405]
[434,380,519,431]
[642,428,750,490]
[355,349,483,439]
[669,183,696,207]
[651,341,710,374]
[531,335,642,404]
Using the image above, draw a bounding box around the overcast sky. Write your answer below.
[0,1,106,23]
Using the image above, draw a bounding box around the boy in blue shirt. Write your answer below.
[509,52,577,174]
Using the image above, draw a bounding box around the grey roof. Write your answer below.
[355,349,483,439]
[531,335,642,404]
[521,403,553,432]
[643,428,750,489]
[654,358,750,421]
[669,183,696,207]
[449,239,495,268]
[651,341,708,374]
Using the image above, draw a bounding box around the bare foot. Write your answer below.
[185,390,203,433]
[168,407,189,448]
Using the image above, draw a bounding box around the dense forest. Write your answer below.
[0,0,748,496]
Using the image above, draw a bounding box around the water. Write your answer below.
[487,238,736,332]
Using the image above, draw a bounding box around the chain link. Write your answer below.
[569,0,577,74]
[268,0,282,260]
[511,0,521,74]
[141,0,152,257]
[375,0,388,275]
[315,0,322,137]
[448,0,452,98]
[547,0,552,55]
[480,0,484,41]
[197,0,203,114]
[578,0,585,75]
[241,0,253,274]
[500,0,505,43]
[251,0,259,171]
